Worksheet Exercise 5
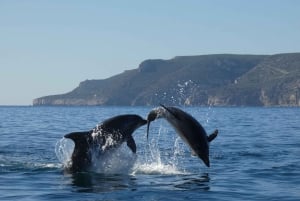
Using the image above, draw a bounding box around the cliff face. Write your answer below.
[209,53,300,106]
[33,53,300,106]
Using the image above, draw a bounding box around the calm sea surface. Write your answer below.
[0,106,299,201]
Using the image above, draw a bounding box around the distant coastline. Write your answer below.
[33,53,300,107]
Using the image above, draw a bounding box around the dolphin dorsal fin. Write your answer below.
[64,131,91,145]
[126,136,137,153]
[207,129,218,142]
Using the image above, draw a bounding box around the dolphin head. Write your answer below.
[198,152,210,167]
[146,107,164,139]
[100,114,147,137]
[126,115,148,131]
[147,105,180,139]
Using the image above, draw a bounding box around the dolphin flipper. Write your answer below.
[207,129,218,142]
[126,136,137,153]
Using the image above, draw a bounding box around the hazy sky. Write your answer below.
[1,0,300,105]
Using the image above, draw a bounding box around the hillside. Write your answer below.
[33,53,300,106]
[209,53,300,106]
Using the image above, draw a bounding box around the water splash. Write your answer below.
[55,127,189,175]
[171,137,186,167]
[55,137,137,174]
[91,144,137,174]
[132,162,183,175]
[55,116,205,176]
[55,137,74,167]
[132,125,188,175]
[154,80,197,105]
[177,80,194,106]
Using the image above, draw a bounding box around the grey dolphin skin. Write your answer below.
[147,104,218,167]
[64,114,147,172]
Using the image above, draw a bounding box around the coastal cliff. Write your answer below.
[33,53,300,106]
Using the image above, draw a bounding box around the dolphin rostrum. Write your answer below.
[147,104,218,167]
[64,114,147,172]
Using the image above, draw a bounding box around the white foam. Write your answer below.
[132,161,185,175]
[55,137,137,173]
[33,162,62,169]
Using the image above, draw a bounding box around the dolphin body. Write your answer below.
[147,105,218,167]
[64,114,147,172]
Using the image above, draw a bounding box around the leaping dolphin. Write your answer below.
[64,114,147,172]
[147,104,218,167]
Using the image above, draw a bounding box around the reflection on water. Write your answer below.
[69,172,137,193]
[173,173,210,191]
[68,171,210,193]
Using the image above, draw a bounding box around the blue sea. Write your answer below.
[0,106,299,201]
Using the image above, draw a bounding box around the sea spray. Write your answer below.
[55,136,137,174]
[55,137,74,167]
[132,124,187,175]
[55,118,201,175]
[91,143,137,174]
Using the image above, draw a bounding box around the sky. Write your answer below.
[1,0,300,105]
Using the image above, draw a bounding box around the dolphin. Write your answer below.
[64,114,147,172]
[147,104,218,167]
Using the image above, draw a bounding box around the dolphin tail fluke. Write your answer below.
[127,136,137,153]
[207,129,218,142]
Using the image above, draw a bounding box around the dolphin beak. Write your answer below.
[146,121,151,139]
[140,119,148,126]
[202,156,210,167]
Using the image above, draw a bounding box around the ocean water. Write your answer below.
[0,106,299,201]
